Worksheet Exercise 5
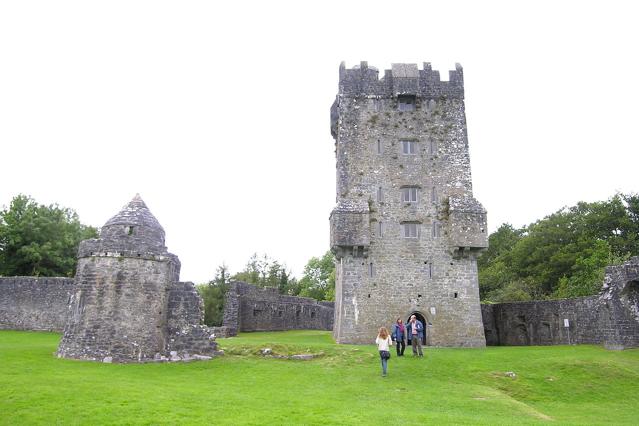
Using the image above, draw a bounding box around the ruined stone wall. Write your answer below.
[482,257,639,349]
[0,277,74,331]
[331,62,487,346]
[222,281,334,334]
[166,281,216,355]
[481,297,602,346]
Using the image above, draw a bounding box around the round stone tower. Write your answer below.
[57,195,182,362]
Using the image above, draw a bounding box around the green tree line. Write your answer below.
[478,193,639,302]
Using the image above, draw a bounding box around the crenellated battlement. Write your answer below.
[338,61,464,99]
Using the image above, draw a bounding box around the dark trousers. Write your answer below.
[395,339,405,356]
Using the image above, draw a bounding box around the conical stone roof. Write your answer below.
[96,194,167,253]
[103,194,165,234]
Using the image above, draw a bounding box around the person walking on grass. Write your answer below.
[391,317,406,356]
[375,327,393,377]
[407,315,424,357]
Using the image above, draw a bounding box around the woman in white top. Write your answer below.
[375,327,393,376]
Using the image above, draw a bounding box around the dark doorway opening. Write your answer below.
[406,311,427,345]
[621,280,639,307]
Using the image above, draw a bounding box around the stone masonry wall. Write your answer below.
[166,281,217,355]
[222,281,334,334]
[0,277,74,331]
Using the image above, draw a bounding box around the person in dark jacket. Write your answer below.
[391,317,406,356]
[407,314,424,357]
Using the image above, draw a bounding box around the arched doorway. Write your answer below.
[406,311,428,346]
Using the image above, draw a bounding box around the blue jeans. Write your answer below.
[379,351,388,375]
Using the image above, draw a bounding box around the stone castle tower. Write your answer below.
[57,195,220,362]
[330,62,487,346]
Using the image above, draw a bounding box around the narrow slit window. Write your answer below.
[424,261,433,279]
[401,140,417,155]
[368,262,375,278]
[432,221,441,238]
[429,139,437,155]
[377,139,382,154]
[377,221,383,237]
[401,187,418,203]
[431,187,438,203]
[376,186,383,203]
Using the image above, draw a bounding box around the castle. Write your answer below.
[330,62,488,346]
[1,62,638,353]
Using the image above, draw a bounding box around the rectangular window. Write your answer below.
[432,221,441,238]
[376,186,383,202]
[398,95,416,111]
[401,187,418,203]
[402,223,419,239]
[431,187,438,203]
[401,140,417,155]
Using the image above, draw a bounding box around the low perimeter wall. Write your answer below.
[481,297,602,346]
[482,257,639,349]
[222,281,334,336]
[0,277,74,331]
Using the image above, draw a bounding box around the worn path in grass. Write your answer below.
[1,330,638,425]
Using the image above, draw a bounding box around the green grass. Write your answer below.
[1,330,638,425]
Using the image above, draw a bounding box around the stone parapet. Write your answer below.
[338,61,464,99]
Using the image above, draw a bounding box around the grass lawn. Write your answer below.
[1,330,638,425]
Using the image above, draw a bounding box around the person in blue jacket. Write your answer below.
[391,317,406,356]
[406,314,424,357]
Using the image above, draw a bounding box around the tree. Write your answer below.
[478,193,639,302]
[298,251,335,301]
[478,224,523,299]
[198,264,230,327]
[0,195,98,277]
[230,253,297,293]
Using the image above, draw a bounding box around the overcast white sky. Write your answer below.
[1,1,637,283]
